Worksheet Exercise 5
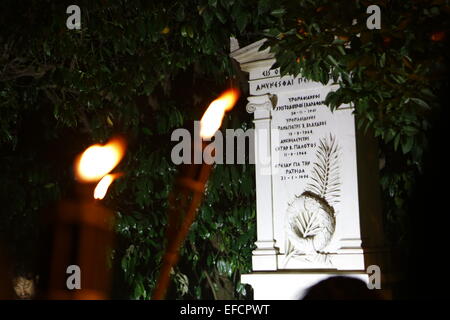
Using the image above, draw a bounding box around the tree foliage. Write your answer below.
[262,0,449,243]
[0,0,277,299]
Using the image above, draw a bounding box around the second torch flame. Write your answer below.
[75,137,126,200]
[200,89,239,139]
[94,173,124,200]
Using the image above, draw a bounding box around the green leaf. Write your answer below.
[181,25,188,37]
[402,136,414,154]
[430,6,440,15]
[235,11,248,33]
[420,88,435,98]
[263,27,282,38]
[410,98,430,110]
[215,7,227,24]
[403,126,418,136]
[380,53,385,67]
[186,25,194,38]
[337,45,346,56]
[202,9,214,28]
[270,8,286,17]
[176,5,185,21]
[394,134,401,151]
[43,42,51,56]
[327,55,340,67]
[258,0,271,14]
[121,256,128,272]
[385,129,396,143]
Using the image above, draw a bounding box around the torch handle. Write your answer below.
[152,163,213,300]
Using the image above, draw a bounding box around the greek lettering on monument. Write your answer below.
[272,91,326,184]
[250,75,319,95]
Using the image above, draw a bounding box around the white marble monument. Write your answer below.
[230,39,385,300]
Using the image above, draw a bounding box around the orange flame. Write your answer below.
[93,173,123,200]
[75,137,126,183]
[94,174,114,200]
[200,88,239,139]
[75,137,126,199]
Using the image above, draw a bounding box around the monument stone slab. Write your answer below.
[231,39,385,299]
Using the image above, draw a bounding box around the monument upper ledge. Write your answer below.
[229,38,276,72]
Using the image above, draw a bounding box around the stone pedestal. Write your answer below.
[230,39,386,299]
[241,271,369,300]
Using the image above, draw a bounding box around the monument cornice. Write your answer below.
[229,38,275,72]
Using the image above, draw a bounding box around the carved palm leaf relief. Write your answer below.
[305,133,341,206]
[285,134,341,264]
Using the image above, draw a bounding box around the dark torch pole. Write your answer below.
[152,88,239,300]
[40,182,115,299]
[152,141,213,300]
[39,137,125,300]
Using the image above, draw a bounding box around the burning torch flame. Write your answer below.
[200,89,239,139]
[75,137,125,182]
[93,174,124,200]
[94,174,114,200]
[75,137,126,199]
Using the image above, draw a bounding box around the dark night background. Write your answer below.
[1,0,449,300]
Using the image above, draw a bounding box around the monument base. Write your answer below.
[241,271,368,300]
